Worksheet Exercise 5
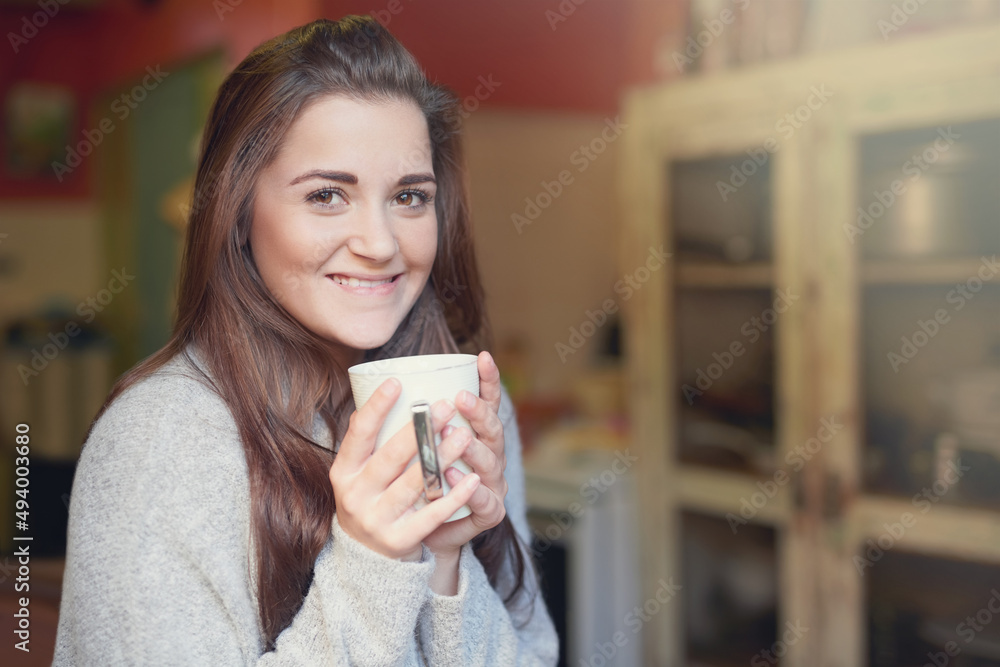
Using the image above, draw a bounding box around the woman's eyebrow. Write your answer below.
[289,170,356,186]
[288,170,436,187]
[398,173,436,186]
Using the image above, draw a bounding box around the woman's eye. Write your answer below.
[395,189,433,208]
[307,188,344,206]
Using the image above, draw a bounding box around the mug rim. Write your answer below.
[348,353,479,376]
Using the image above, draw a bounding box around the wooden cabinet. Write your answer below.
[619,23,1000,667]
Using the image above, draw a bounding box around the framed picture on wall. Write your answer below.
[4,81,75,181]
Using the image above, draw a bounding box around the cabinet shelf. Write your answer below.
[676,464,791,526]
[853,495,1000,565]
[862,257,993,285]
[676,261,773,288]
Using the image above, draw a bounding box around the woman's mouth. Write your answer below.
[328,273,400,295]
[329,274,396,287]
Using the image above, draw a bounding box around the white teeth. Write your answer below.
[332,275,394,288]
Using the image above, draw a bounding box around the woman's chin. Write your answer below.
[322,331,396,358]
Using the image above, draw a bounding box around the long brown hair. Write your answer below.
[90,16,531,648]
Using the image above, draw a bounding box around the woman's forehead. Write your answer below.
[271,94,433,179]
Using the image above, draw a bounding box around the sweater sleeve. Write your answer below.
[265,516,435,665]
[415,384,560,666]
[52,359,435,666]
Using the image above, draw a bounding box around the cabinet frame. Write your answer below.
[619,23,1000,667]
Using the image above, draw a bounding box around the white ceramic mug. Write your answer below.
[348,353,478,521]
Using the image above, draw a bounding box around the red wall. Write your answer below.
[0,0,685,200]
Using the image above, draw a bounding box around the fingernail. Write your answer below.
[432,399,455,421]
[459,390,476,409]
[442,424,454,438]
[486,353,496,369]
[382,378,400,394]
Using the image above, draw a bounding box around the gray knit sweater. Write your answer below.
[53,346,559,665]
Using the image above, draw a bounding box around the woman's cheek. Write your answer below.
[411,218,439,268]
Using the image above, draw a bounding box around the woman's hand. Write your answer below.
[423,351,509,562]
[330,378,483,561]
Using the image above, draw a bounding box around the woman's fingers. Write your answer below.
[456,437,507,497]
[362,398,456,489]
[333,378,401,473]
[455,388,506,476]
[476,351,502,414]
[379,425,473,517]
[449,352,508,509]
[456,389,503,444]
[402,471,482,537]
[445,466,505,530]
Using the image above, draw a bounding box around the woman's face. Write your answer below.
[251,94,438,366]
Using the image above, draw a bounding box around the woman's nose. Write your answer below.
[346,206,397,262]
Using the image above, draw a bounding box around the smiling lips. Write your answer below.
[330,274,395,287]
[328,273,400,295]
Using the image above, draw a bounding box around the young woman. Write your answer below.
[54,15,558,665]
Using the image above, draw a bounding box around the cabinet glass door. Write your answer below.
[854,116,1000,665]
